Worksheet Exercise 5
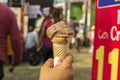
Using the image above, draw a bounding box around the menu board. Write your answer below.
[92,0,120,80]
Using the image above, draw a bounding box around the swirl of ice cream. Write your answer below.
[46,21,74,40]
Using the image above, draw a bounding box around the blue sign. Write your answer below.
[98,0,120,7]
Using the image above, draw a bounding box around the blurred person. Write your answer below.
[37,8,62,64]
[35,9,45,32]
[23,27,39,62]
[43,7,50,19]
[0,3,23,80]
[24,28,42,65]
[77,19,84,48]
[70,17,80,52]
[87,25,95,54]
[24,28,39,51]
[39,54,74,80]
[69,17,75,49]
[40,7,51,24]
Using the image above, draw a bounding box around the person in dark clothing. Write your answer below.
[0,3,23,80]
[38,8,62,64]
[70,17,80,52]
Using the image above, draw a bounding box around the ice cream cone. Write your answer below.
[46,21,74,66]
[52,35,72,66]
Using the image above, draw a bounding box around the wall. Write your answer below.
[71,2,83,21]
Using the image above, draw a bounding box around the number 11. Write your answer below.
[96,46,119,80]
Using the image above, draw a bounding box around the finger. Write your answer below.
[43,58,54,68]
[62,54,74,65]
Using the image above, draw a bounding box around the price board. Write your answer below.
[92,0,120,80]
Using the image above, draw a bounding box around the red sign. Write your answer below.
[92,0,120,80]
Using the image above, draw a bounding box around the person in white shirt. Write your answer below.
[24,28,39,50]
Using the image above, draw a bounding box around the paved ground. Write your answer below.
[3,48,92,80]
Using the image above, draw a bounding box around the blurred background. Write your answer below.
[0,0,95,80]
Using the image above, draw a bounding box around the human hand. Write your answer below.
[39,54,74,80]
[36,46,41,52]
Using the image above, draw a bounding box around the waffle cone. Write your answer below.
[53,43,69,61]
[52,35,72,61]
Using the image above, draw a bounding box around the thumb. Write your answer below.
[43,58,54,68]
